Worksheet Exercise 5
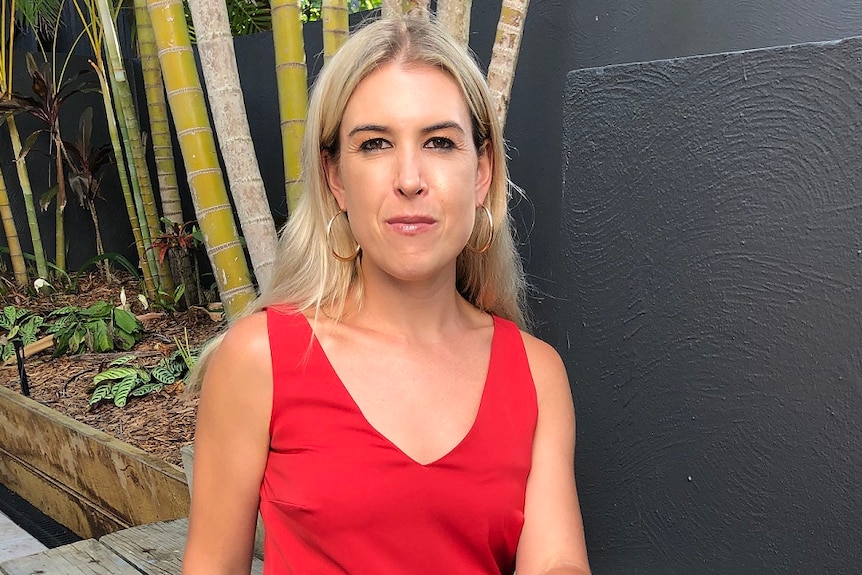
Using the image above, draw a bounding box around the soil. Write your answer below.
[0,272,226,467]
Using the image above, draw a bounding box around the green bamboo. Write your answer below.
[271,0,307,213]
[93,66,158,296]
[0,162,27,284]
[322,0,349,63]
[71,0,157,296]
[95,0,168,289]
[133,0,182,226]
[147,0,255,318]
[7,117,48,279]
[188,0,278,290]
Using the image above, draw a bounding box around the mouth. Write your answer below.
[386,215,437,235]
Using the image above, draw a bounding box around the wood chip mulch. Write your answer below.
[0,272,226,467]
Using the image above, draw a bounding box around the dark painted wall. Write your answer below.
[563,37,862,574]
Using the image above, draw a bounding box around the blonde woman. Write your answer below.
[183,16,590,575]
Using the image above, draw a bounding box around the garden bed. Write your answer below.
[0,272,225,537]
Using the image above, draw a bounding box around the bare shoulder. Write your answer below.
[203,311,272,397]
[519,330,571,407]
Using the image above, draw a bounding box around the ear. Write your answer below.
[322,150,347,210]
[474,139,493,205]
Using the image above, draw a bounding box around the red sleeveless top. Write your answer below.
[259,307,538,574]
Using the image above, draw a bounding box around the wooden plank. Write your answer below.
[0,539,141,575]
[0,385,189,537]
[0,450,127,539]
[101,519,264,575]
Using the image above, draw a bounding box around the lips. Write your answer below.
[386,215,436,235]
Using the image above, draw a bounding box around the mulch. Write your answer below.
[0,272,226,467]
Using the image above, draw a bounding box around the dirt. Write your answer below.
[0,272,226,467]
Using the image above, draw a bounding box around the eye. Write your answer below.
[359,138,390,151]
[426,137,455,150]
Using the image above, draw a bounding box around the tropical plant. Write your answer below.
[71,0,161,298]
[0,53,95,273]
[89,342,200,407]
[94,0,171,291]
[47,301,143,355]
[0,305,45,362]
[63,107,116,279]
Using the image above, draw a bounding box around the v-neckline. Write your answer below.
[302,314,498,467]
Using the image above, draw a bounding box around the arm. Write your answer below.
[515,333,592,575]
[183,312,272,575]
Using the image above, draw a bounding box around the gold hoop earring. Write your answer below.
[466,204,494,254]
[326,210,361,262]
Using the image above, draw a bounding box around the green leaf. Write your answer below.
[113,308,141,335]
[150,365,177,384]
[89,320,111,352]
[113,374,139,407]
[114,329,136,351]
[108,355,136,366]
[130,382,163,397]
[89,382,114,405]
[92,366,138,385]
[83,301,112,317]
[2,306,16,327]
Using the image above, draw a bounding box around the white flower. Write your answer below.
[33,278,53,293]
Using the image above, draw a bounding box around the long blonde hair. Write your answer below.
[189,16,528,390]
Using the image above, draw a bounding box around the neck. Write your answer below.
[344,262,477,342]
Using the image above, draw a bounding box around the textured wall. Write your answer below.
[562,37,862,574]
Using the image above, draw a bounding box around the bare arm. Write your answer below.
[183,312,272,575]
[515,334,591,575]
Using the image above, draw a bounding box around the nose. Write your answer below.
[395,149,425,196]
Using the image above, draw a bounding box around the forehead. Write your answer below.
[341,62,471,128]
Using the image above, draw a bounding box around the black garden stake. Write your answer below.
[13,338,29,396]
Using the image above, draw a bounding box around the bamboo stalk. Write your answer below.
[147,0,256,319]
[134,0,182,226]
[95,0,170,290]
[7,117,48,279]
[187,0,278,290]
[402,0,429,18]
[271,0,308,213]
[322,0,349,63]
[437,0,472,45]
[486,0,530,128]
[0,162,27,284]
[71,0,157,296]
[381,0,401,18]
[91,65,158,297]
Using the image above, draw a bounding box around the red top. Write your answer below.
[259,307,538,574]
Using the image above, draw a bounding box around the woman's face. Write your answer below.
[324,62,492,286]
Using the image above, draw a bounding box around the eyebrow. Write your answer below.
[346,121,466,138]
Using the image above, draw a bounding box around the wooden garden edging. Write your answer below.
[0,384,190,539]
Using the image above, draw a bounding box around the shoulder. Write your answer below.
[519,330,573,414]
[217,311,271,361]
[203,311,272,396]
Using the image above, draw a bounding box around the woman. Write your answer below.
[182,15,590,575]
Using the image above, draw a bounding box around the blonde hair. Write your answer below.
[188,16,528,390]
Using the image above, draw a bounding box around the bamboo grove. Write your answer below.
[0,0,531,320]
